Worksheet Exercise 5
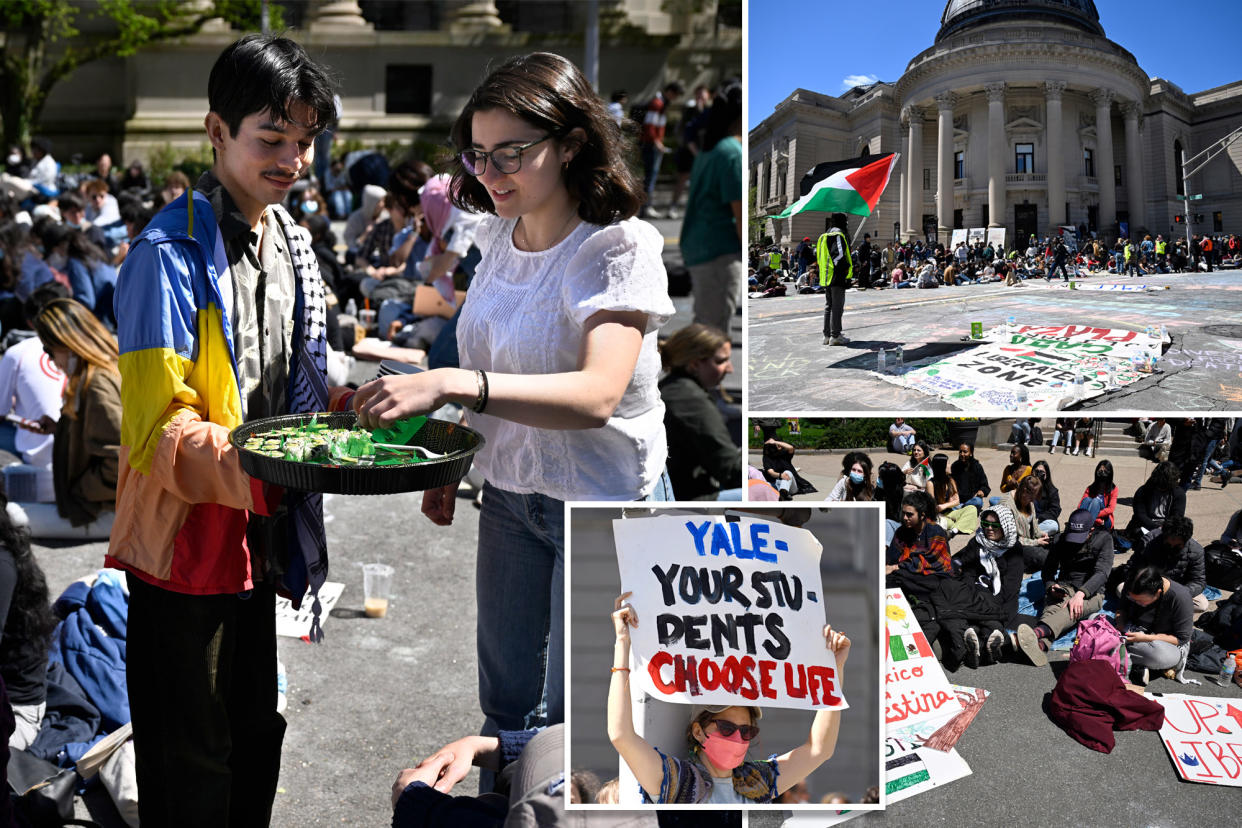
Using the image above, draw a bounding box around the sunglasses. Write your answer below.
[981,520,1002,528]
[460,134,552,176]
[710,719,760,741]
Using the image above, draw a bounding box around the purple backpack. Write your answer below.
[1070,615,1131,682]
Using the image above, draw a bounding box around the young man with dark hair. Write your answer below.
[1015,508,1114,667]
[1130,515,1208,612]
[1116,565,1195,683]
[110,34,343,824]
[885,490,952,598]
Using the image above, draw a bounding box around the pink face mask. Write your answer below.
[700,731,749,770]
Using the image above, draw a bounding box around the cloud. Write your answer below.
[841,73,879,91]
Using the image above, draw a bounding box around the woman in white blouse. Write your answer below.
[354,53,674,751]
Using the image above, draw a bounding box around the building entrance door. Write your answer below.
[1015,204,1038,250]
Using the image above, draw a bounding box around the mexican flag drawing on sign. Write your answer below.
[770,152,899,219]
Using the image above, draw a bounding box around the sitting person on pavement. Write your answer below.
[1114,565,1195,685]
[1123,461,1185,552]
[886,491,952,600]
[952,507,1025,667]
[1030,460,1061,537]
[1077,459,1118,530]
[1048,417,1074,454]
[992,443,1032,500]
[901,440,934,496]
[950,442,990,511]
[1015,508,1114,667]
[931,452,976,537]
[1140,417,1173,462]
[889,417,916,453]
[1122,516,1208,613]
[825,451,874,502]
[997,474,1051,571]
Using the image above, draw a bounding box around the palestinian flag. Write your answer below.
[770,152,899,219]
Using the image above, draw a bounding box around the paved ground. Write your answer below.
[748,426,1242,826]
[747,268,1242,412]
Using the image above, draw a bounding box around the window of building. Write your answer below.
[777,165,786,198]
[953,209,963,229]
[1083,148,1094,178]
[1015,143,1034,174]
[923,168,931,190]
[1087,205,1098,231]
[385,65,433,114]
[982,203,989,226]
[954,151,964,180]
[1115,165,1122,186]
[1174,140,1185,196]
[1215,211,1224,232]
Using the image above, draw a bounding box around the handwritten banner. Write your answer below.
[614,515,844,711]
[884,736,972,803]
[1156,693,1242,787]
[1055,282,1170,292]
[875,323,1166,411]
[885,589,962,727]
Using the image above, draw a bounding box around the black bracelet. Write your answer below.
[473,369,490,414]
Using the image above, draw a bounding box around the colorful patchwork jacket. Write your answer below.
[107,190,347,602]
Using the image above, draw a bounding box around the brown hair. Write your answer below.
[685,706,759,755]
[449,52,643,225]
[659,323,729,373]
[82,178,109,198]
[1016,473,1042,508]
[33,298,119,419]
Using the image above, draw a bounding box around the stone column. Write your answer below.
[307,0,373,30]
[1122,100,1145,232]
[444,0,505,32]
[754,159,765,216]
[935,92,956,238]
[985,82,1005,228]
[897,118,908,241]
[1091,88,1116,233]
[1045,81,1066,228]
[904,105,923,240]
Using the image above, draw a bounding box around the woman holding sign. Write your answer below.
[607,592,850,804]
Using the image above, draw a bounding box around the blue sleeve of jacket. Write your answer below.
[67,259,96,312]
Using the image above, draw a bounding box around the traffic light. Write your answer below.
[1174,215,1183,223]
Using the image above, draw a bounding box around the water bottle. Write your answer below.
[1159,324,1167,342]
[1006,315,1016,335]
[344,298,357,318]
[1074,374,1085,396]
[876,349,887,374]
[1144,325,1156,340]
[1220,654,1237,687]
[895,346,904,372]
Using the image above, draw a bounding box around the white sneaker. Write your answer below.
[1071,447,1079,455]
[644,206,665,219]
[1049,443,1056,453]
[1086,447,1093,457]
[830,335,851,345]
[1064,446,1071,455]
[666,207,682,220]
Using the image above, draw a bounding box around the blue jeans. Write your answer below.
[961,496,984,511]
[1010,422,1031,444]
[640,142,663,208]
[1077,495,1113,531]
[1189,438,1220,489]
[476,483,565,757]
[0,422,18,455]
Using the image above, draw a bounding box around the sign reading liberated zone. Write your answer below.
[613,515,845,711]
[875,323,1166,411]
[1157,693,1242,787]
[885,589,962,727]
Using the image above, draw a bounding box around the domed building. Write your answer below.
[750,0,1242,250]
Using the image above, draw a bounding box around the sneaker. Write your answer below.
[1085,447,1094,458]
[1071,447,1080,456]
[986,629,1005,664]
[1049,443,1056,453]
[1064,446,1071,455]
[823,335,832,345]
[1016,624,1048,667]
[643,206,665,219]
[1129,665,1150,686]
[830,335,851,345]
[963,628,980,669]
[666,207,681,220]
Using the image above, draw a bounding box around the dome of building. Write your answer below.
[937,0,1104,41]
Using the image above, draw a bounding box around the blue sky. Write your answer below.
[747,0,1242,129]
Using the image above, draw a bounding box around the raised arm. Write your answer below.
[607,592,665,801]
[773,626,849,794]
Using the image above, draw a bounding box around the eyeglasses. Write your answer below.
[460,134,553,176]
[710,719,760,741]
[981,521,1002,529]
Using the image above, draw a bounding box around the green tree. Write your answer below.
[0,0,277,150]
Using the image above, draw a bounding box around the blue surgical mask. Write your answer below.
[849,472,864,485]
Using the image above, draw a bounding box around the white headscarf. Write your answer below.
[974,506,1018,595]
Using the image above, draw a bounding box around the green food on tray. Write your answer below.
[241,418,431,466]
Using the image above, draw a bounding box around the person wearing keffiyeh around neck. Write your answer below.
[607,593,850,804]
[923,506,1026,670]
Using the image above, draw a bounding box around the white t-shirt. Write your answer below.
[457,215,674,501]
[0,336,65,465]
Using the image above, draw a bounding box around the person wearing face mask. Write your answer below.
[15,299,121,540]
[658,323,741,500]
[1078,459,1118,530]
[825,450,874,502]
[1123,461,1186,553]
[1030,460,1061,537]
[912,506,1022,670]
[608,592,850,804]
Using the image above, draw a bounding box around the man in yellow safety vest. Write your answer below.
[816,212,853,345]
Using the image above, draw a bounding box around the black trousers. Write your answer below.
[822,284,847,339]
[127,574,286,827]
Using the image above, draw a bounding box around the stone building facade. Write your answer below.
[750,0,1242,249]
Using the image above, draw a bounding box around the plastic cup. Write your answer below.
[363,563,394,618]
[359,308,378,329]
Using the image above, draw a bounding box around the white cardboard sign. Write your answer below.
[1156,692,1242,787]
[884,589,962,728]
[614,515,844,711]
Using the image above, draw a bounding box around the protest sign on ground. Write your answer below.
[884,735,972,803]
[1156,693,1242,787]
[875,323,1166,410]
[888,684,989,751]
[614,515,845,711]
[1055,282,1170,292]
[884,589,962,727]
